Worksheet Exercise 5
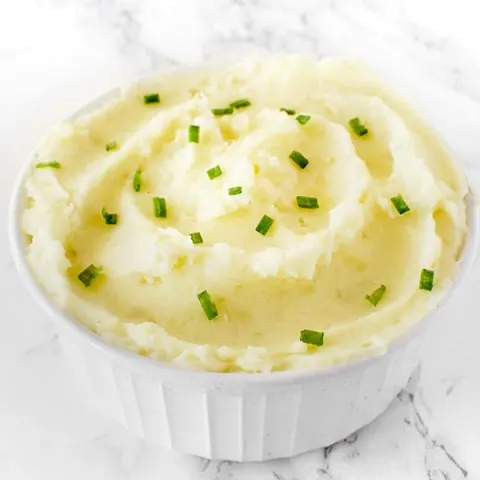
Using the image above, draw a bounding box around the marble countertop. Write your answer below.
[1,0,480,478]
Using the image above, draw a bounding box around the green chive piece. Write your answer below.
[78,264,103,287]
[280,108,296,115]
[296,114,311,125]
[35,161,60,169]
[144,93,160,104]
[419,269,434,291]
[207,165,223,180]
[365,284,387,307]
[189,125,200,143]
[105,141,118,152]
[197,290,218,320]
[133,169,142,192]
[296,196,319,209]
[390,195,410,215]
[153,197,167,218]
[256,215,274,236]
[190,232,203,245]
[212,107,234,116]
[101,207,118,225]
[300,329,324,347]
[348,117,369,137]
[228,186,242,196]
[230,99,251,109]
[289,150,309,169]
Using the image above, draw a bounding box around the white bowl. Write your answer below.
[9,68,479,462]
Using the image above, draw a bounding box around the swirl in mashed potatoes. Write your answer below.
[22,57,468,372]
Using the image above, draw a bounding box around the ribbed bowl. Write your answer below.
[9,64,479,461]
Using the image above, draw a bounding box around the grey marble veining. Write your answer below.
[1,1,480,479]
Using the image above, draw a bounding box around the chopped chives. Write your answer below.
[365,284,387,307]
[189,125,200,143]
[390,195,410,215]
[78,264,103,287]
[228,186,242,196]
[190,232,203,245]
[296,114,311,125]
[212,107,234,116]
[280,108,296,115]
[105,141,118,152]
[153,197,167,218]
[348,117,369,137]
[255,215,274,236]
[144,93,160,104]
[296,196,319,209]
[207,165,223,180]
[300,329,324,347]
[101,207,118,225]
[289,150,309,169]
[133,169,142,192]
[419,269,434,291]
[35,161,60,169]
[197,290,218,320]
[230,99,251,109]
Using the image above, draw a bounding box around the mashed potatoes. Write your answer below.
[22,57,468,372]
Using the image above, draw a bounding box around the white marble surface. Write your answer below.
[1,0,480,478]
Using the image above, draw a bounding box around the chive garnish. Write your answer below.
[153,197,167,218]
[133,169,142,192]
[207,165,223,180]
[289,150,309,169]
[390,195,410,215]
[296,196,319,209]
[348,117,368,137]
[228,186,242,196]
[105,141,118,152]
[101,207,118,225]
[280,108,296,115]
[230,99,251,109]
[419,269,434,291]
[189,125,200,143]
[256,215,274,236]
[300,329,324,347]
[197,290,218,320]
[365,284,387,307]
[190,232,203,245]
[35,161,60,169]
[296,114,311,125]
[212,107,234,116]
[144,93,160,104]
[78,264,103,287]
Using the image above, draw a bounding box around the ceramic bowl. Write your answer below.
[9,66,479,461]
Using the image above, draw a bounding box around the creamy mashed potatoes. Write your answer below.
[23,57,468,372]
